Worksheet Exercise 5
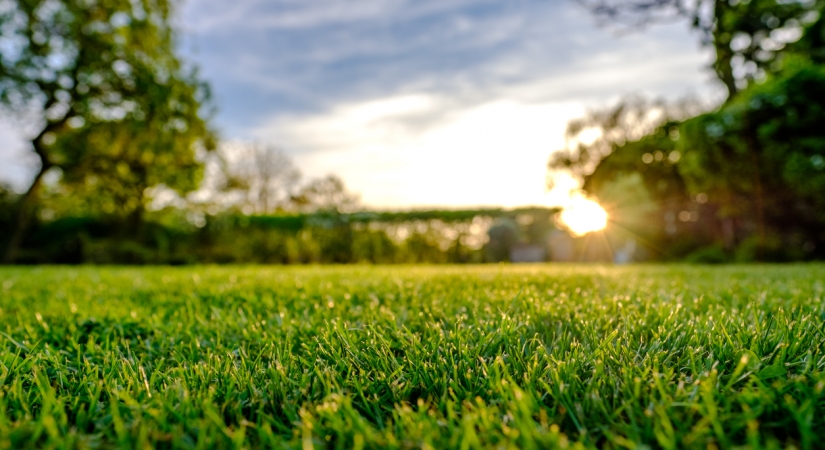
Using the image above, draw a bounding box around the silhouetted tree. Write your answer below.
[206,142,301,214]
[549,96,705,184]
[291,175,360,213]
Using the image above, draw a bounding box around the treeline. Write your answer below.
[558,0,825,262]
[0,203,559,264]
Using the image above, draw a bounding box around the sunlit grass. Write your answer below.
[1,264,824,448]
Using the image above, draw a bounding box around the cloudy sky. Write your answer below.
[1,0,720,208]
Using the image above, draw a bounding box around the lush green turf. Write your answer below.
[1,265,824,449]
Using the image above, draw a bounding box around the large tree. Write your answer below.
[0,0,213,262]
[552,60,825,260]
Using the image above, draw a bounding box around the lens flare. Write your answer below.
[559,196,608,236]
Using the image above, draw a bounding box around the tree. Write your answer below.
[0,0,213,262]
[577,0,821,99]
[553,60,825,260]
[549,95,704,185]
[549,97,708,258]
[550,96,686,182]
[550,1,825,260]
[290,175,360,214]
[677,62,825,258]
[188,143,360,217]
[197,142,301,214]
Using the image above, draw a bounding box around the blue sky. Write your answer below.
[1,0,719,208]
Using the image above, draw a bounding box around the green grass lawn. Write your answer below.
[1,265,824,449]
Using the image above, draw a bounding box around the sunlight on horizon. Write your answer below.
[261,96,584,208]
[558,195,608,236]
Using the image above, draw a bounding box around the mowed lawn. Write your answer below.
[1,265,824,449]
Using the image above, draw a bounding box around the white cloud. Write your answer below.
[250,92,583,208]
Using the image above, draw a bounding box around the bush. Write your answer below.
[734,235,791,263]
[685,244,730,264]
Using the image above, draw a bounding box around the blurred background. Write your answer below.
[1,0,824,264]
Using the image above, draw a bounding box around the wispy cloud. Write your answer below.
[184,0,495,33]
[182,0,715,138]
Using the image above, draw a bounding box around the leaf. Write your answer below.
[757,363,787,379]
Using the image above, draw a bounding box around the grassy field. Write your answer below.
[0,265,824,449]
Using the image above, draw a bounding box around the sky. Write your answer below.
[0,0,720,209]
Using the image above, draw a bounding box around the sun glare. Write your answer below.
[559,196,608,236]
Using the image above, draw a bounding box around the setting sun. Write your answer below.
[559,196,609,236]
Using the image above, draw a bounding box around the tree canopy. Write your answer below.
[0,0,214,261]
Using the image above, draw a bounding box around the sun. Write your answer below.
[559,196,608,236]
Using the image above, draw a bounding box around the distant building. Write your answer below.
[613,239,636,264]
[509,243,545,263]
[548,230,576,262]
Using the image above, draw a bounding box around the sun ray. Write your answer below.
[604,218,671,260]
[598,229,616,262]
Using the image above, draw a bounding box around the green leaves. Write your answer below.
[1,0,214,223]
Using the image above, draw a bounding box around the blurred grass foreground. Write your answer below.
[1,264,825,448]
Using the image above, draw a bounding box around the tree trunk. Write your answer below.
[744,119,766,261]
[713,0,739,101]
[1,148,51,264]
[2,86,73,264]
[127,189,145,240]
